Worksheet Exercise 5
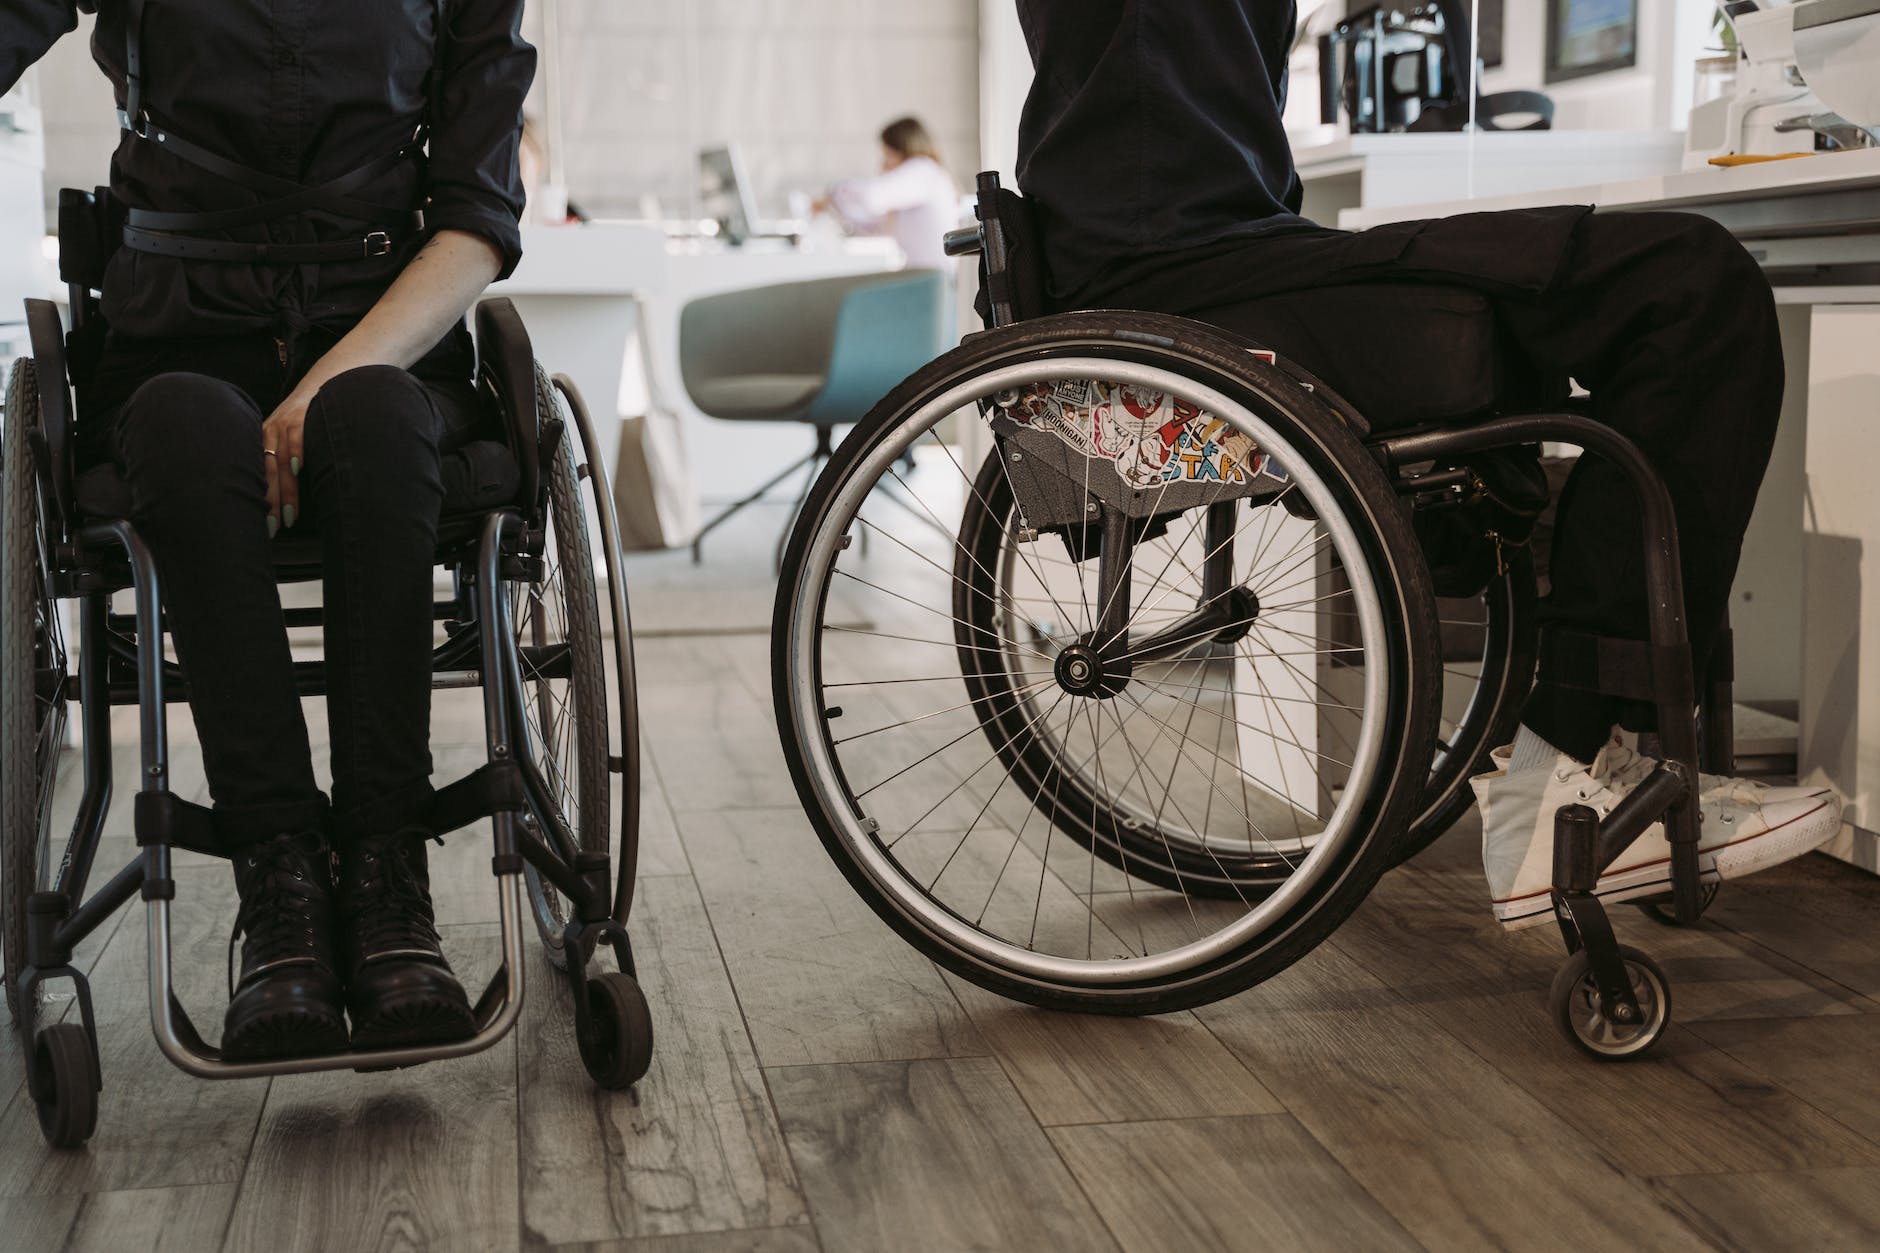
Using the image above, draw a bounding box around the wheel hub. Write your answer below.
[1054,641,1132,699]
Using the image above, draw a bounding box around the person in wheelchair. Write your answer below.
[4,2,534,1057]
[1012,0,1839,927]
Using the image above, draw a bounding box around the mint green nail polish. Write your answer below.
[267,515,279,539]
[283,504,297,528]
[290,456,301,476]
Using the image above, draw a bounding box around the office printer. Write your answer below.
[1686,1,1880,169]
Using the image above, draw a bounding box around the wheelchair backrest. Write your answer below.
[963,172,1050,330]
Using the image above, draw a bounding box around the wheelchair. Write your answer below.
[771,173,1737,1059]
[0,189,651,1150]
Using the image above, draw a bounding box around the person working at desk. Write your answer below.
[817,116,960,270]
[1014,0,1841,927]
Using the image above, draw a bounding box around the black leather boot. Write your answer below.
[334,830,475,1049]
[222,831,349,1061]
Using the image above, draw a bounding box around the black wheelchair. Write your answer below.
[771,173,1737,1060]
[1,190,651,1150]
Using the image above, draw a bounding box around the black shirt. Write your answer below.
[3,0,534,344]
[1015,0,1315,306]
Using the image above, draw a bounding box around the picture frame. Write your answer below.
[1544,0,1638,84]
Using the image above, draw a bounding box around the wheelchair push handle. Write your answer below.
[944,224,985,258]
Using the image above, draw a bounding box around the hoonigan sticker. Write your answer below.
[1008,379,1293,491]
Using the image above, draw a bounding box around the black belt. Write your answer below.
[120,225,407,264]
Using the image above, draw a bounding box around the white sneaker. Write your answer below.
[1470,729,1841,930]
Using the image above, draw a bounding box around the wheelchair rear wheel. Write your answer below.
[2,359,73,1028]
[773,312,1440,1013]
[1396,554,1538,863]
[515,370,640,968]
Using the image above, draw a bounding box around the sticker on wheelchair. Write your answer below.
[1005,376,1292,493]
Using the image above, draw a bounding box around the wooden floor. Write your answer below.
[5,504,1880,1253]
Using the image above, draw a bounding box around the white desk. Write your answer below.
[1339,148,1880,875]
[1288,129,1687,230]
[490,224,899,512]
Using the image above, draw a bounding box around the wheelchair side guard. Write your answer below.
[986,376,1292,532]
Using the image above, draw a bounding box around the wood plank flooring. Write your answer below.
[4,512,1879,1251]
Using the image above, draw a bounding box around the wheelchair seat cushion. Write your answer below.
[1193,282,1556,431]
[73,439,523,522]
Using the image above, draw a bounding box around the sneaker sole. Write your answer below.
[1492,797,1840,931]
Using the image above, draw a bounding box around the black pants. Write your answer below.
[84,332,481,848]
[1127,211,1782,761]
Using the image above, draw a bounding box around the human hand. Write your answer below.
[260,391,311,536]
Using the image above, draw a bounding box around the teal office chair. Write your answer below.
[678,268,952,563]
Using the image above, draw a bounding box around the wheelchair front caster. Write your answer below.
[578,972,654,1090]
[1549,944,1671,1061]
[30,1022,100,1150]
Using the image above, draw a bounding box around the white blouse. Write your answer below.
[829,155,961,270]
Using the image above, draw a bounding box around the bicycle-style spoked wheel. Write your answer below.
[3,359,73,1030]
[773,313,1439,1013]
[514,374,613,969]
[1397,555,1537,864]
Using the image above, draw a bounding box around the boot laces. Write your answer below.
[227,840,326,998]
[350,844,441,958]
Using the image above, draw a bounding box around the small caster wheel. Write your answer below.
[31,1022,100,1150]
[1636,881,1719,927]
[1549,944,1671,1061]
[578,972,654,1090]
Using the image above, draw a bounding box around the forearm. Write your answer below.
[289,228,502,401]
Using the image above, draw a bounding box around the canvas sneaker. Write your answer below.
[1470,729,1841,930]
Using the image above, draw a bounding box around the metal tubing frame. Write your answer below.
[1380,413,1706,919]
[70,515,533,1080]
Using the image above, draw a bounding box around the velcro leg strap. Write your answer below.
[134,790,222,858]
[429,760,527,838]
[1535,628,1694,707]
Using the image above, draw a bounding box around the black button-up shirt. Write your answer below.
[1015,0,1312,305]
[4,0,534,344]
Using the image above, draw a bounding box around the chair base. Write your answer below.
[690,425,835,567]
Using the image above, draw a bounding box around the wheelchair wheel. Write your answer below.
[514,370,637,969]
[30,1020,99,1149]
[1549,944,1671,1061]
[773,312,1440,1013]
[3,359,72,1027]
[579,970,655,1090]
[1395,553,1537,863]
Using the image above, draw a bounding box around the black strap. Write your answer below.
[428,760,526,838]
[134,789,222,858]
[124,0,146,129]
[123,140,421,232]
[1535,627,1695,708]
[122,224,403,264]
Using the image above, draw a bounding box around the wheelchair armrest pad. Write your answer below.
[474,297,541,507]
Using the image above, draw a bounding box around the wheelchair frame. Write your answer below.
[941,171,1738,1057]
[4,197,650,1138]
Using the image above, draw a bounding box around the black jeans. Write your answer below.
[1173,211,1781,762]
[82,331,481,848]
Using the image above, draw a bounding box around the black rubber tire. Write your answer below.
[3,358,70,1029]
[31,1021,100,1150]
[1549,943,1672,1062]
[578,971,654,1090]
[1394,552,1538,865]
[520,369,614,970]
[773,311,1442,1013]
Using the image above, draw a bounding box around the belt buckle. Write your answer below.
[363,231,392,258]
